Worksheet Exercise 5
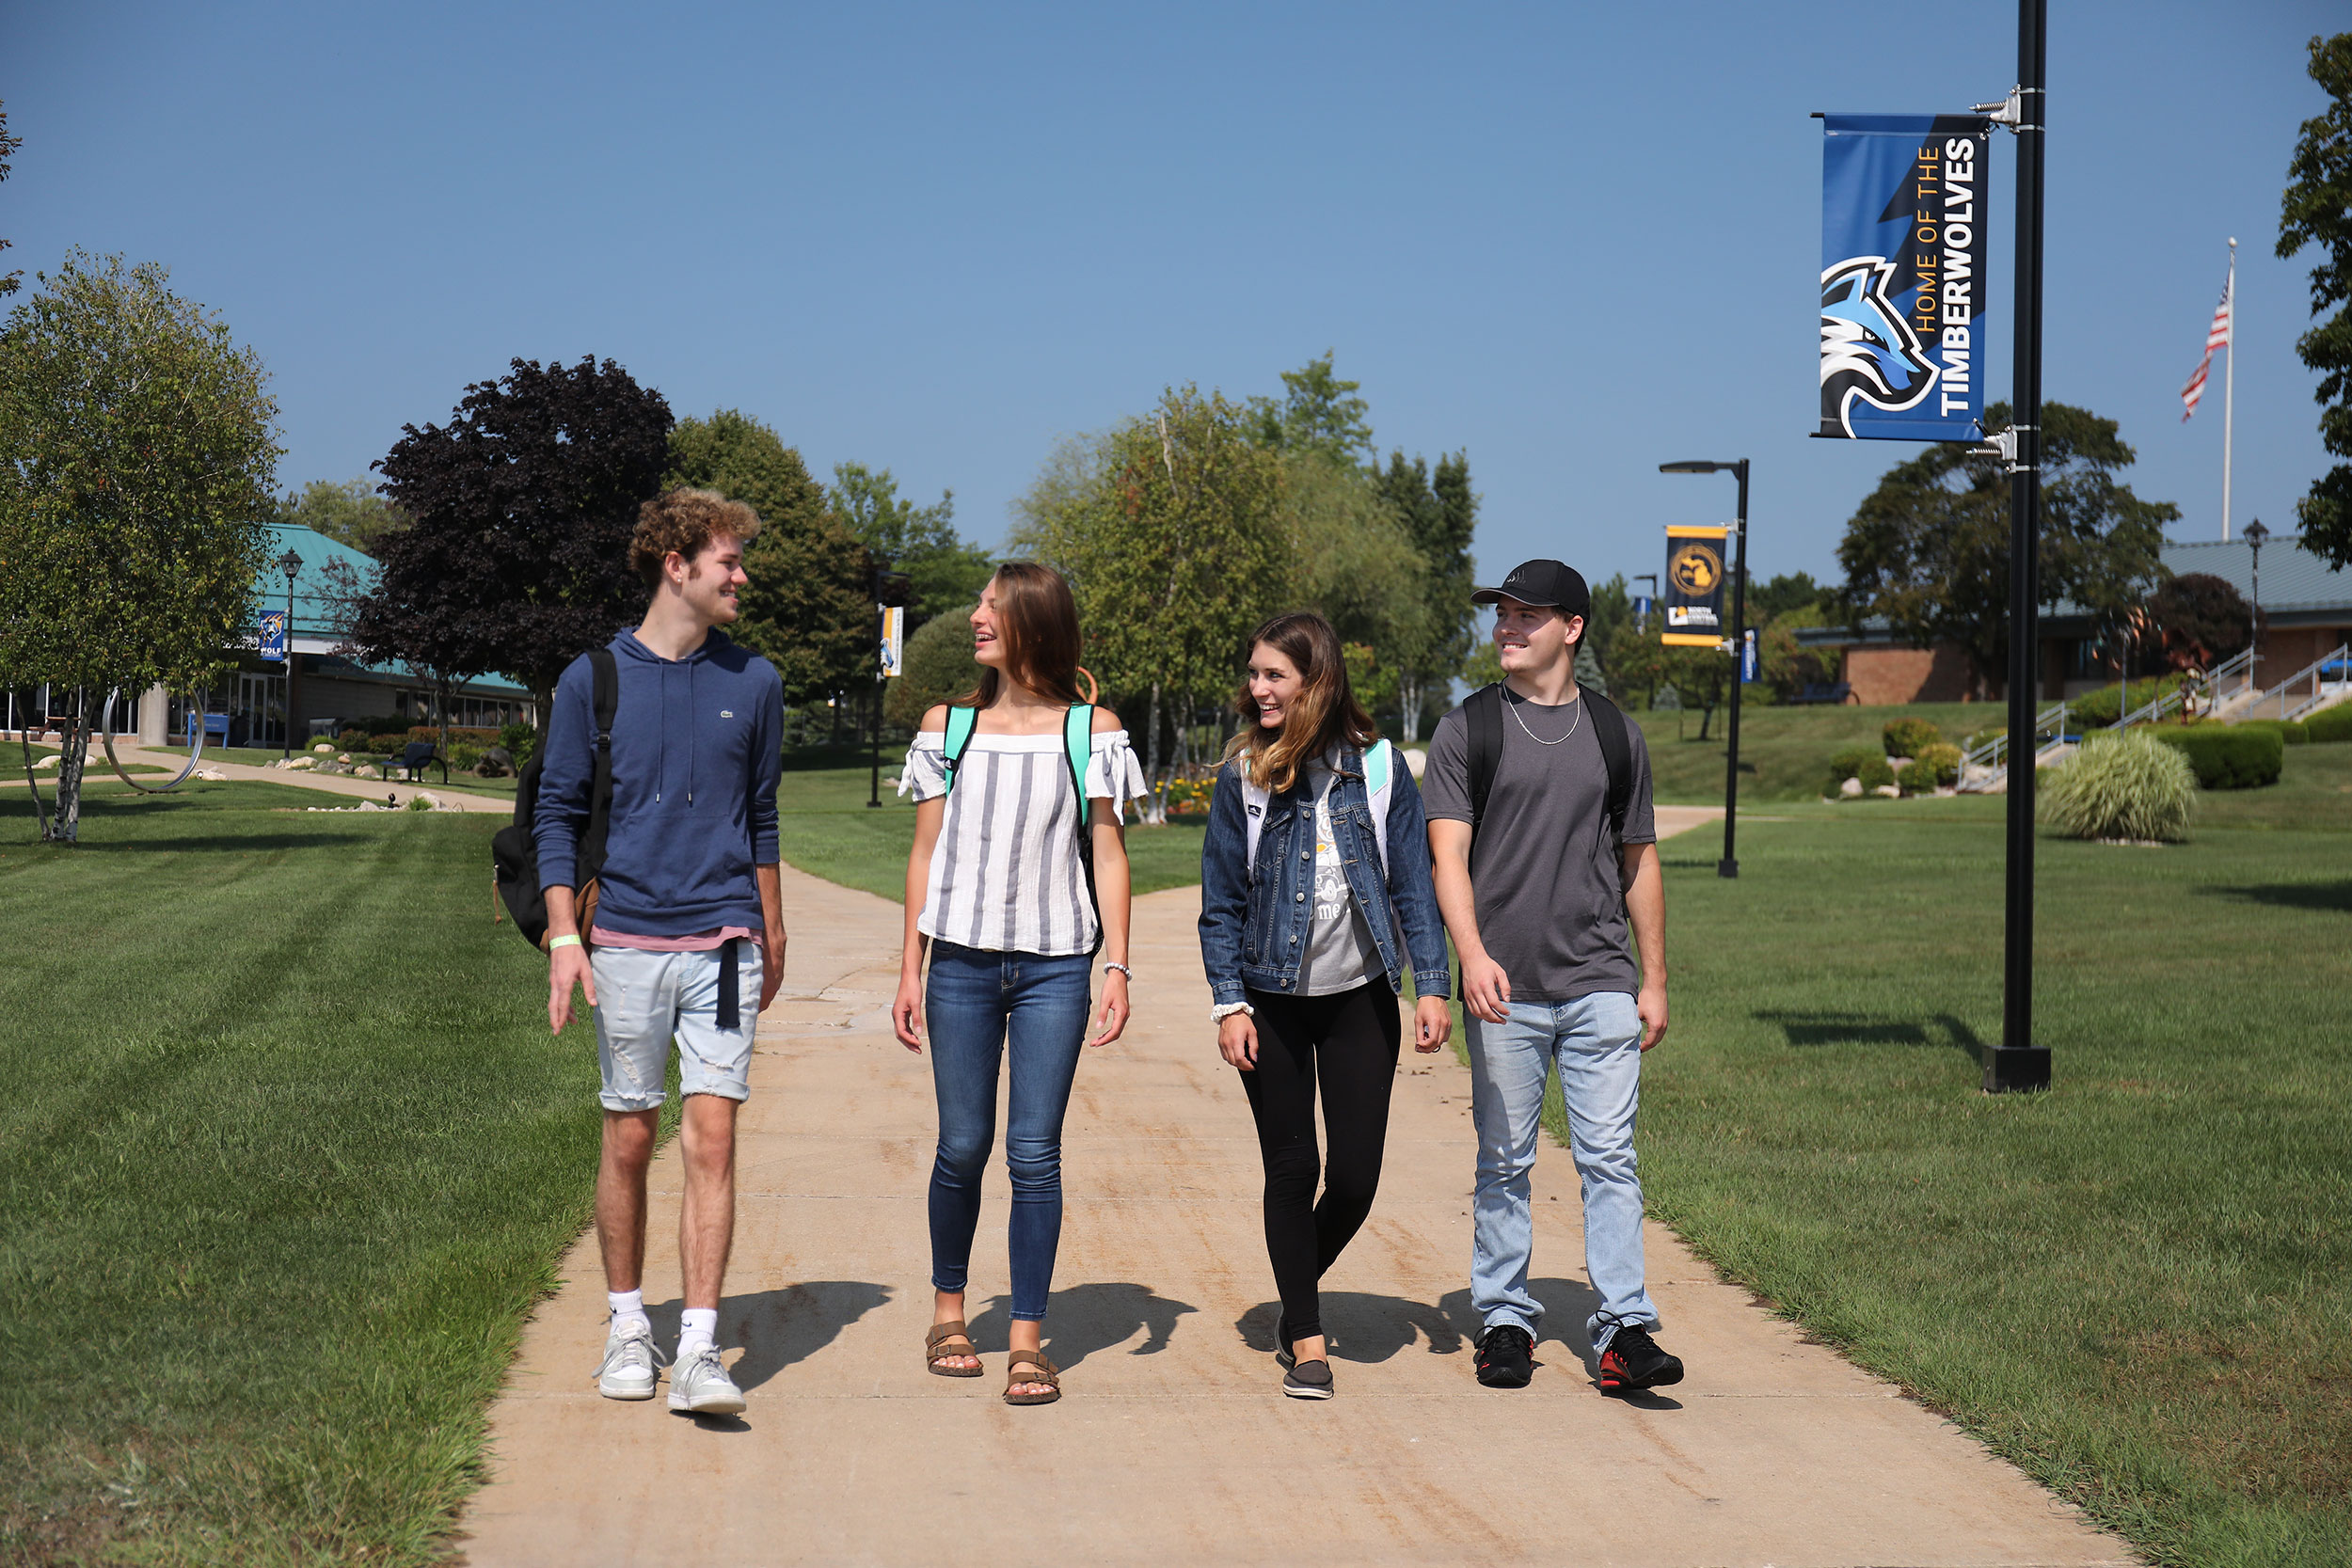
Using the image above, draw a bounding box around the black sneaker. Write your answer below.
[1474,1324,1534,1388]
[1597,1324,1683,1392]
[1282,1358,1334,1400]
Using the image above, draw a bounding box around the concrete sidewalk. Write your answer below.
[103,744,515,814]
[457,857,2127,1567]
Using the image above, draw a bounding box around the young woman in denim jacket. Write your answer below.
[1197,611,1454,1398]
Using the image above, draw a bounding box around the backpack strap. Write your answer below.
[581,646,621,880]
[1361,739,1393,875]
[1062,704,1093,803]
[1465,684,1504,844]
[1241,768,1270,880]
[1584,690,1633,845]
[941,704,978,790]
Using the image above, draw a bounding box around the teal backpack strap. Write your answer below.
[1062,705,1094,801]
[1363,737,1391,795]
[942,705,979,791]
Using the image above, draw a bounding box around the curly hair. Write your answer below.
[630,488,763,587]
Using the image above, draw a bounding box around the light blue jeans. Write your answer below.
[1468,990,1658,1353]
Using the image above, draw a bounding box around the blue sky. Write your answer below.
[6,1,2342,594]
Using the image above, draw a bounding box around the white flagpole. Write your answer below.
[2222,237,2237,542]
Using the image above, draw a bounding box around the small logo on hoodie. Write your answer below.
[720,709,735,719]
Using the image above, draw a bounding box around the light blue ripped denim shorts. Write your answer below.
[589,942,762,1111]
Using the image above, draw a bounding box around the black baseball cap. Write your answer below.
[1470,559,1590,619]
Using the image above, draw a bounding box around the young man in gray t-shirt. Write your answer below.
[1423,558,1685,1395]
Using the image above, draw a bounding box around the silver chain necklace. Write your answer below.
[1505,687,1581,745]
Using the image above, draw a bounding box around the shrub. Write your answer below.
[448,743,483,772]
[1882,717,1942,758]
[336,728,368,751]
[2153,724,2283,789]
[1896,758,1941,794]
[2042,731,2195,840]
[1852,755,1895,791]
[499,721,538,767]
[2307,704,2352,745]
[1915,742,1963,786]
[1828,745,1879,781]
[2233,718,2309,747]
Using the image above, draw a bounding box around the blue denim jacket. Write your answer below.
[1198,746,1453,1005]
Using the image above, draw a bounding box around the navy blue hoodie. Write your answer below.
[533,628,785,937]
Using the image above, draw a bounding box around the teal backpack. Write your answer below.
[939,703,1104,956]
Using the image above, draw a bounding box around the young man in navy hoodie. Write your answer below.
[537,487,787,1417]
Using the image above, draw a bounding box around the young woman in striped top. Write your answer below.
[893,562,1146,1405]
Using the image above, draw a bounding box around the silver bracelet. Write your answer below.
[1104,961,1133,979]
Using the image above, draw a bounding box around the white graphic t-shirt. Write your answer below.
[1293,759,1387,996]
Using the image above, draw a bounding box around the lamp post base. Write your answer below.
[1717,858,1739,879]
[1980,1044,2052,1094]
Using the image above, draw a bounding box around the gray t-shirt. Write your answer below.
[1422,689,1656,1002]
[1294,760,1386,996]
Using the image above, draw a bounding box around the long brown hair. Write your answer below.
[1222,610,1377,793]
[960,562,1088,708]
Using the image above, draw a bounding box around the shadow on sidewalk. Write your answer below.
[647,1281,892,1392]
[1234,1293,1463,1363]
[969,1282,1197,1370]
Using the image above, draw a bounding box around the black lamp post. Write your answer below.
[1660,458,1749,879]
[276,547,303,758]
[2243,517,2268,684]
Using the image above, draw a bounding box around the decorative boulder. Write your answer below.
[1838,776,1864,798]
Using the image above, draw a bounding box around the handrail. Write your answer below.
[1962,699,2069,774]
[2247,643,2351,723]
[2117,646,2257,730]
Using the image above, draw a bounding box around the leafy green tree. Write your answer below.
[1834,401,2176,695]
[827,461,993,627]
[1756,602,1842,699]
[1281,453,1428,721]
[1011,385,1289,806]
[883,609,981,730]
[1,103,21,297]
[361,356,673,738]
[2279,32,2352,566]
[1581,573,1632,692]
[665,410,872,706]
[0,252,281,841]
[1246,351,1374,466]
[276,477,406,556]
[1747,571,1822,624]
[1372,451,1478,739]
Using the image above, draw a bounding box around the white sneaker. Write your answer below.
[668,1347,746,1416]
[594,1322,663,1401]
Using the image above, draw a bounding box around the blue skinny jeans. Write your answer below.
[924,940,1093,1323]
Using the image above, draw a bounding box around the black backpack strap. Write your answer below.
[581,647,620,882]
[1465,683,1504,844]
[1583,689,1633,844]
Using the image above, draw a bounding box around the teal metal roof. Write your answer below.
[253,522,529,697]
[2142,536,2352,617]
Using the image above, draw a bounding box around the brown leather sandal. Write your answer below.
[925,1320,983,1377]
[1003,1349,1061,1405]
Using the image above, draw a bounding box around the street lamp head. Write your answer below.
[2242,518,2268,546]
[278,548,305,582]
[1658,461,1722,474]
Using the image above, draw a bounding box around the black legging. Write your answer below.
[1239,983,1401,1349]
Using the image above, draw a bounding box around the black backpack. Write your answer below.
[1462,681,1634,848]
[492,648,618,950]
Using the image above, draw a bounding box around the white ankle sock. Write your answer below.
[677,1307,718,1359]
[608,1290,649,1337]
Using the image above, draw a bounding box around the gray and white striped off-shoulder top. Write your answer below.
[899,728,1149,956]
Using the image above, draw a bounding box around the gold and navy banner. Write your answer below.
[1661,526,1729,648]
[1820,114,1988,442]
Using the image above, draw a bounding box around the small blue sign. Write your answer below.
[1740,627,1759,683]
[1632,594,1652,626]
[258,610,288,661]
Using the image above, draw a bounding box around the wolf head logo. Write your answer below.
[1820,255,1937,435]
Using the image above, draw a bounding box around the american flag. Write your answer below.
[2181,267,2233,420]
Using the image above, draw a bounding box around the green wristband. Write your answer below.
[548,934,582,952]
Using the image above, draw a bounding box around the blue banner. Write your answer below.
[1741,628,1759,683]
[1820,113,1988,441]
[258,610,288,661]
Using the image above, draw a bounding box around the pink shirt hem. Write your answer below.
[591,925,759,953]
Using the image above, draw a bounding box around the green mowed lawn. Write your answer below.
[1,781,614,1565]
[1624,748,2352,1566]
[1633,698,1996,803]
